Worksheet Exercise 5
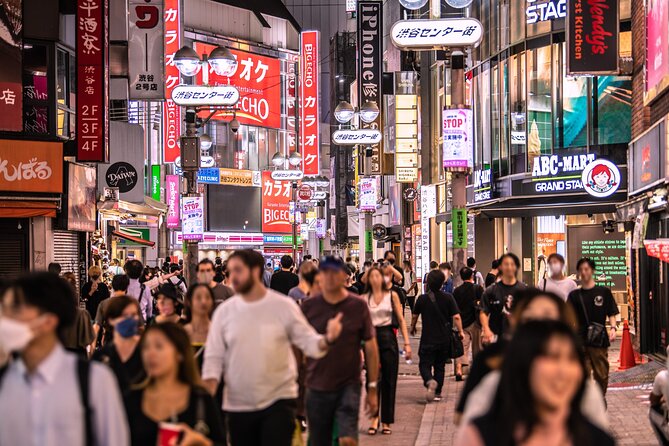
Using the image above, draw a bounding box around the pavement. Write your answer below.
[355,322,660,446]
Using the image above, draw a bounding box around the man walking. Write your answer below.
[301,256,380,446]
[270,255,300,295]
[537,253,577,301]
[452,267,484,380]
[439,262,454,294]
[124,259,178,320]
[480,253,527,344]
[411,270,463,401]
[202,249,342,446]
[567,258,619,395]
[197,259,233,304]
[467,257,486,288]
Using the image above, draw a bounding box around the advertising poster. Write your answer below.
[163,0,181,162]
[261,171,292,233]
[128,0,164,99]
[300,31,320,175]
[646,0,669,103]
[443,109,473,170]
[181,196,204,241]
[567,0,618,75]
[151,164,161,201]
[0,0,21,131]
[166,174,180,228]
[567,225,626,291]
[194,43,282,129]
[359,177,378,212]
[67,163,97,232]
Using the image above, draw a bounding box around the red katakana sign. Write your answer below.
[300,31,320,175]
[163,0,181,163]
[262,171,292,233]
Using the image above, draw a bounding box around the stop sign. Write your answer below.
[298,185,313,201]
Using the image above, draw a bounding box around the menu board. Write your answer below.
[567,225,626,291]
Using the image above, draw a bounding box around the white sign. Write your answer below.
[359,177,378,212]
[581,159,622,198]
[332,129,383,145]
[443,108,473,170]
[396,167,418,183]
[128,0,165,99]
[511,131,526,145]
[390,19,483,50]
[346,0,356,11]
[420,185,436,282]
[175,231,264,246]
[526,0,566,24]
[174,155,215,169]
[312,191,327,200]
[171,85,240,106]
[181,196,204,241]
[271,170,304,181]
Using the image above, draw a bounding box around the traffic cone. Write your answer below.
[618,319,637,371]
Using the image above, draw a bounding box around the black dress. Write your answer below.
[92,342,146,392]
[124,386,226,446]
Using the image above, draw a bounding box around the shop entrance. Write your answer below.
[640,217,669,354]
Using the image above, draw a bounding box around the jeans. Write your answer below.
[585,346,609,395]
[227,399,296,446]
[306,383,361,446]
[418,343,449,395]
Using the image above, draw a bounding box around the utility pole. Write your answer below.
[181,107,200,285]
[292,180,298,261]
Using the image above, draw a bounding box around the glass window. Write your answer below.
[23,43,49,134]
[247,127,259,171]
[510,0,525,44]
[527,46,552,168]
[478,67,491,170]
[499,0,510,50]
[56,48,75,139]
[490,0,498,54]
[527,6,551,37]
[556,44,588,149]
[595,76,631,146]
[491,64,501,176]
[509,52,526,174]
[480,0,490,60]
[500,59,510,176]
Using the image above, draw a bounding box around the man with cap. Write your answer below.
[301,256,380,446]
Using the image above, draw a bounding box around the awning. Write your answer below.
[471,196,623,219]
[98,198,165,219]
[111,230,156,247]
[616,195,648,221]
[0,200,58,218]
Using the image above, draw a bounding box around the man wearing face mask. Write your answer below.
[0,273,130,446]
[198,259,234,304]
[81,265,110,320]
[537,253,577,301]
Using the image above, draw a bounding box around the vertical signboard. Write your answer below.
[182,196,204,241]
[166,174,180,228]
[359,177,378,212]
[395,72,419,182]
[163,0,181,162]
[567,0,619,75]
[300,31,320,175]
[420,185,436,283]
[129,0,165,99]
[443,108,473,170]
[151,164,161,201]
[357,1,383,175]
[77,0,109,162]
[286,55,298,162]
[261,171,292,233]
[645,0,669,104]
[452,208,468,249]
[0,0,21,131]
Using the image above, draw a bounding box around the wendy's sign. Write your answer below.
[567,0,618,75]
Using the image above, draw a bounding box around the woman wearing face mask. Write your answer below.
[150,283,184,325]
[92,295,146,391]
[364,266,411,436]
[537,253,577,302]
[124,322,225,446]
[81,265,110,320]
[456,320,614,446]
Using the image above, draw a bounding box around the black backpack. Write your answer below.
[0,357,94,446]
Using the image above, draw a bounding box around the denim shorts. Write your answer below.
[306,383,361,445]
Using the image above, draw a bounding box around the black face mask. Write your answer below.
[387,258,395,265]
[90,275,100,281]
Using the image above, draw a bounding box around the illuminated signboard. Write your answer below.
[332,129,382,145]
[473,167,493,202]
[526,0,566,24]
[390,18,483,49]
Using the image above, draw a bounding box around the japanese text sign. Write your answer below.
[0,140,63,193]
[332,129,382,145]
[262,171,293,233]
[77,0,109,162]
[194,42,282,129]
[645,0,669,103]
[452,208,468,249]
[129,0,165,99]
[442,108,473,170]
[301,31,320,175]
[166,174,180,228]
[0,0,22,131]
[359,177,378,212]
[171,85,239,106]
[181,196,204,241]
[390,18,483,49]
[163,0,181,163]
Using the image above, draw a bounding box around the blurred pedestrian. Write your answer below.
[363,266,411,436]
[183,283,215,368]
[402,260,418,312]
[411,269,463,402]
[440,262,454,294]
[81,265,110,320]
[452,267,484,380]
[167,263,187,300]
[48,262,62,275]
[0,273,129,446]
[467,257,486,288]
[270,255,300,295]
[149,283,183,325]
[61,273,95,357]
[124,322,225,446]
[649,346,669,445]
[288,260,319,303]
[383,251,404,287]
[125,260,179,321]
[301,256,379,446]
[537,253,577,301]
[485,259,499,288]
[197,259,233,304]
[455,321,614,446]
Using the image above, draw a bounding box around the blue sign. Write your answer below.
[197,168,220,184]
[264,235,284,244]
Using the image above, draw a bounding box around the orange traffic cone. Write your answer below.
[618,319,637,371]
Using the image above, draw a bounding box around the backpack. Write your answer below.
[0,357,94,446]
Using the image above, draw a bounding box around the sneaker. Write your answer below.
[434,394,443,402]
[426,379,437,402]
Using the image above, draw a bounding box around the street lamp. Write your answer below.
[174,44,238,79]
[272,150,302,260]
[333,100,379,124]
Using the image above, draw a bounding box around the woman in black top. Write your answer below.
[92,295,145,391]
[455,321,614,446]
[81,265,110,319]
[124,322,225,446]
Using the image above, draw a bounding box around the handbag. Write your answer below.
[427,292,464,358]
[578,290,610,348]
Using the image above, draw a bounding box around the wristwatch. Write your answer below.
[367,382,378,390]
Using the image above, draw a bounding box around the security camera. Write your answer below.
[230,118,240,133]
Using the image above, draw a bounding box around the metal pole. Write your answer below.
[292,181,298,261]
[450,51,467,287]
[184,107,199,286]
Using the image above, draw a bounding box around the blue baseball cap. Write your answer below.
[319,256,347,272]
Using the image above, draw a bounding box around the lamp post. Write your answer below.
[173,44,238,285]
[272,150,303,261]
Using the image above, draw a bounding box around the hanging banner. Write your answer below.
[420,185,436,283]
[357,0,383,175]
[442,108,473,170]
[128,0,164,99]
[0,0,21,131]
[390,18,483,49]
[452,208,468,249]
[163,0,181,162]
[194,43,282,129]
[567,0,619,75]
[182,196,204,241]
[645,0,669,104]
[77,0,109,162]
[300,30,320,175]
[166,174,180,228]
[262,171,292,233]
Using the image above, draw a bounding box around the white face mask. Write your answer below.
[549,263,563,277]
[0,316,35,353]
[197,272,214,284]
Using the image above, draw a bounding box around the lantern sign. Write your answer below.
[332,129,383,145]
[171,85,240,106]
[390,19,483,50]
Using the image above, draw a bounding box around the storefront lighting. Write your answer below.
[359,101,380,124]
[207,46,238,77]
[398,0,428,11]
[200,133,213,150]
[174,45,237,78]
[271,151,287,167]
[173,46,202,76]
[288,151,303,167]
[334,101,355,124]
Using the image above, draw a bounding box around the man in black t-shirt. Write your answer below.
[567,257,619,395]
[411,270,463,402]
[452,267,484,380]
[480,252,527,344]
[269,255,300,295]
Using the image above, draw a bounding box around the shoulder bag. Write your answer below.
[427,292,464,358]
[578,290,609,348]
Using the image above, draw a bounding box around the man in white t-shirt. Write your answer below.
[649,348,669,445]
[536,253,577,301]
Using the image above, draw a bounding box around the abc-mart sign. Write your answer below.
[390,18,483,50]
[171,85,240,107]
[332,129,382,145]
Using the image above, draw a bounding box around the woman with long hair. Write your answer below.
[456,320,614,446]
[92,295,145,390]
[183,284,215,368]
[124,322,225,446]
[364,266,412,436]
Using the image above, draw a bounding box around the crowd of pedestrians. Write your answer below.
[0,248,628,445]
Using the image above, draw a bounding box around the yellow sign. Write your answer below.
[219,169,261,187]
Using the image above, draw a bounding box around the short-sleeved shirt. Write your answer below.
[413,291,460,345]
[452,282,484,328]
[537,277,578,302]
[653,370,669,398]
[211,283,234,304]
[301,294,375,392]
[481,280,527,336]
[270,271,300,296]
[567,286,619,341]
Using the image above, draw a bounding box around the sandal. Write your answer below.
[382,428,392,435]
[367,427,378,435]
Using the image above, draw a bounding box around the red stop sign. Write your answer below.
[298,185,313,201]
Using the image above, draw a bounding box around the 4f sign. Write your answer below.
[390,19,483,49]
[171,85,240,106]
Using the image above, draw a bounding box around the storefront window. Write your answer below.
[509,52,526,174]
[23,43,49,134]
[479,67,492,170]
[500,59,510,176]
[499,0,510,50]
[595,76,632,146]
[56,48,76,139]
[527,46,552,168]
[510,0,525,44]
[491,64,501,176]
[480,0,490,61]
[556,44,588,149]
[490,0,499,54]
